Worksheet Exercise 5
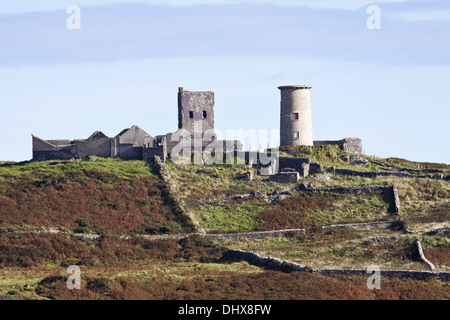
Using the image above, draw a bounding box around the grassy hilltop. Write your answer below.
[0,146,449,300]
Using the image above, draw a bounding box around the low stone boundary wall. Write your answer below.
[321,221,395,231]
[298,184,400,214]
[224,249,307,272]
[415,240,435,271]
[298,184,392,194]
[224,249,450,282]
[311,268,449,282]
[154,156,171,179]
[426,227,450,236]
[392,185,400,213]
[5,229,101,240]
[398,168,444,174]
[204,228,305,240]
[334,168,445,180]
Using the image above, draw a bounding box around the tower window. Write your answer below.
[293,131,299,139]
[189,111,194,119]
[292,113,299,120]
[202,110,207,119]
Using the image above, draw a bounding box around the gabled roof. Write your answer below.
[32,134,57,148]
[115,128,131,138]
[115,125,149,138]
[87,131,108,140]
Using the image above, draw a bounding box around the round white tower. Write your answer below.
[278,85,313,146]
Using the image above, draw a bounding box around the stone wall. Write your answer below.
[164,131,242,160]
[46,140,72,147]
[178,88,215,134]
[342,138,363,154]
[321,221,395,231]
[298,183,393,194]
[224,249,450,282]
[278,157,310,176]
[75,138,113,159]
[334,168,444,179]
[143,144,166,163]
[392,185,400,213]
[204,228,305,240]
[313,138,362,154]
[154,156,171,179]
[311,268,450,282]
[269,170,301,183]
[33,148,76,161]
[224,249,307,272]
[32,135,77,161]
[309,162,323,174]
[298,184,400,214]
[117,144,143,160]
[415,240,435,271]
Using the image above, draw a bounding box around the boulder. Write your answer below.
[350,156,369,167]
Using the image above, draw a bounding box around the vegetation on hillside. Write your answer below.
[0,149,448,300]
[0,158,195,235]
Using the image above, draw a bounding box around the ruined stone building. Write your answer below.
[32,85,361,163]
[32,87,243,162]
[32,125,153,161]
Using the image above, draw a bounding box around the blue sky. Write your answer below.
[0,0,449,163]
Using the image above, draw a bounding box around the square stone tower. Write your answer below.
[178,87,215,135]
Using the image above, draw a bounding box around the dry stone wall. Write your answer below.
[204,228,305,240]
[224,249,307,272]
[334,168,446,180]
[224,249,450,282]
[321,221,395,231]
[415,240,435,271]
[311,268,449,282]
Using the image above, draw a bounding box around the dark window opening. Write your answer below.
[202,111,207,119]
[189,111,194,119]
[293,131,299,139]
[292,113,299,120]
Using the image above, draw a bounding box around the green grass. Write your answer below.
[193,191,391,233]
[216,228,449,271]
[279,145,384,171]
[196,201,266,232]
[279,145,450,174]
[1,152,448,301]
[0,158,157,182]
[384,157,450,172]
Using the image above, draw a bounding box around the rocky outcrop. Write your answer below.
[350,156,369,167]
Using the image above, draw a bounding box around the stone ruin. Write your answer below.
[32,85,362,179]
[32,87,243,162]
